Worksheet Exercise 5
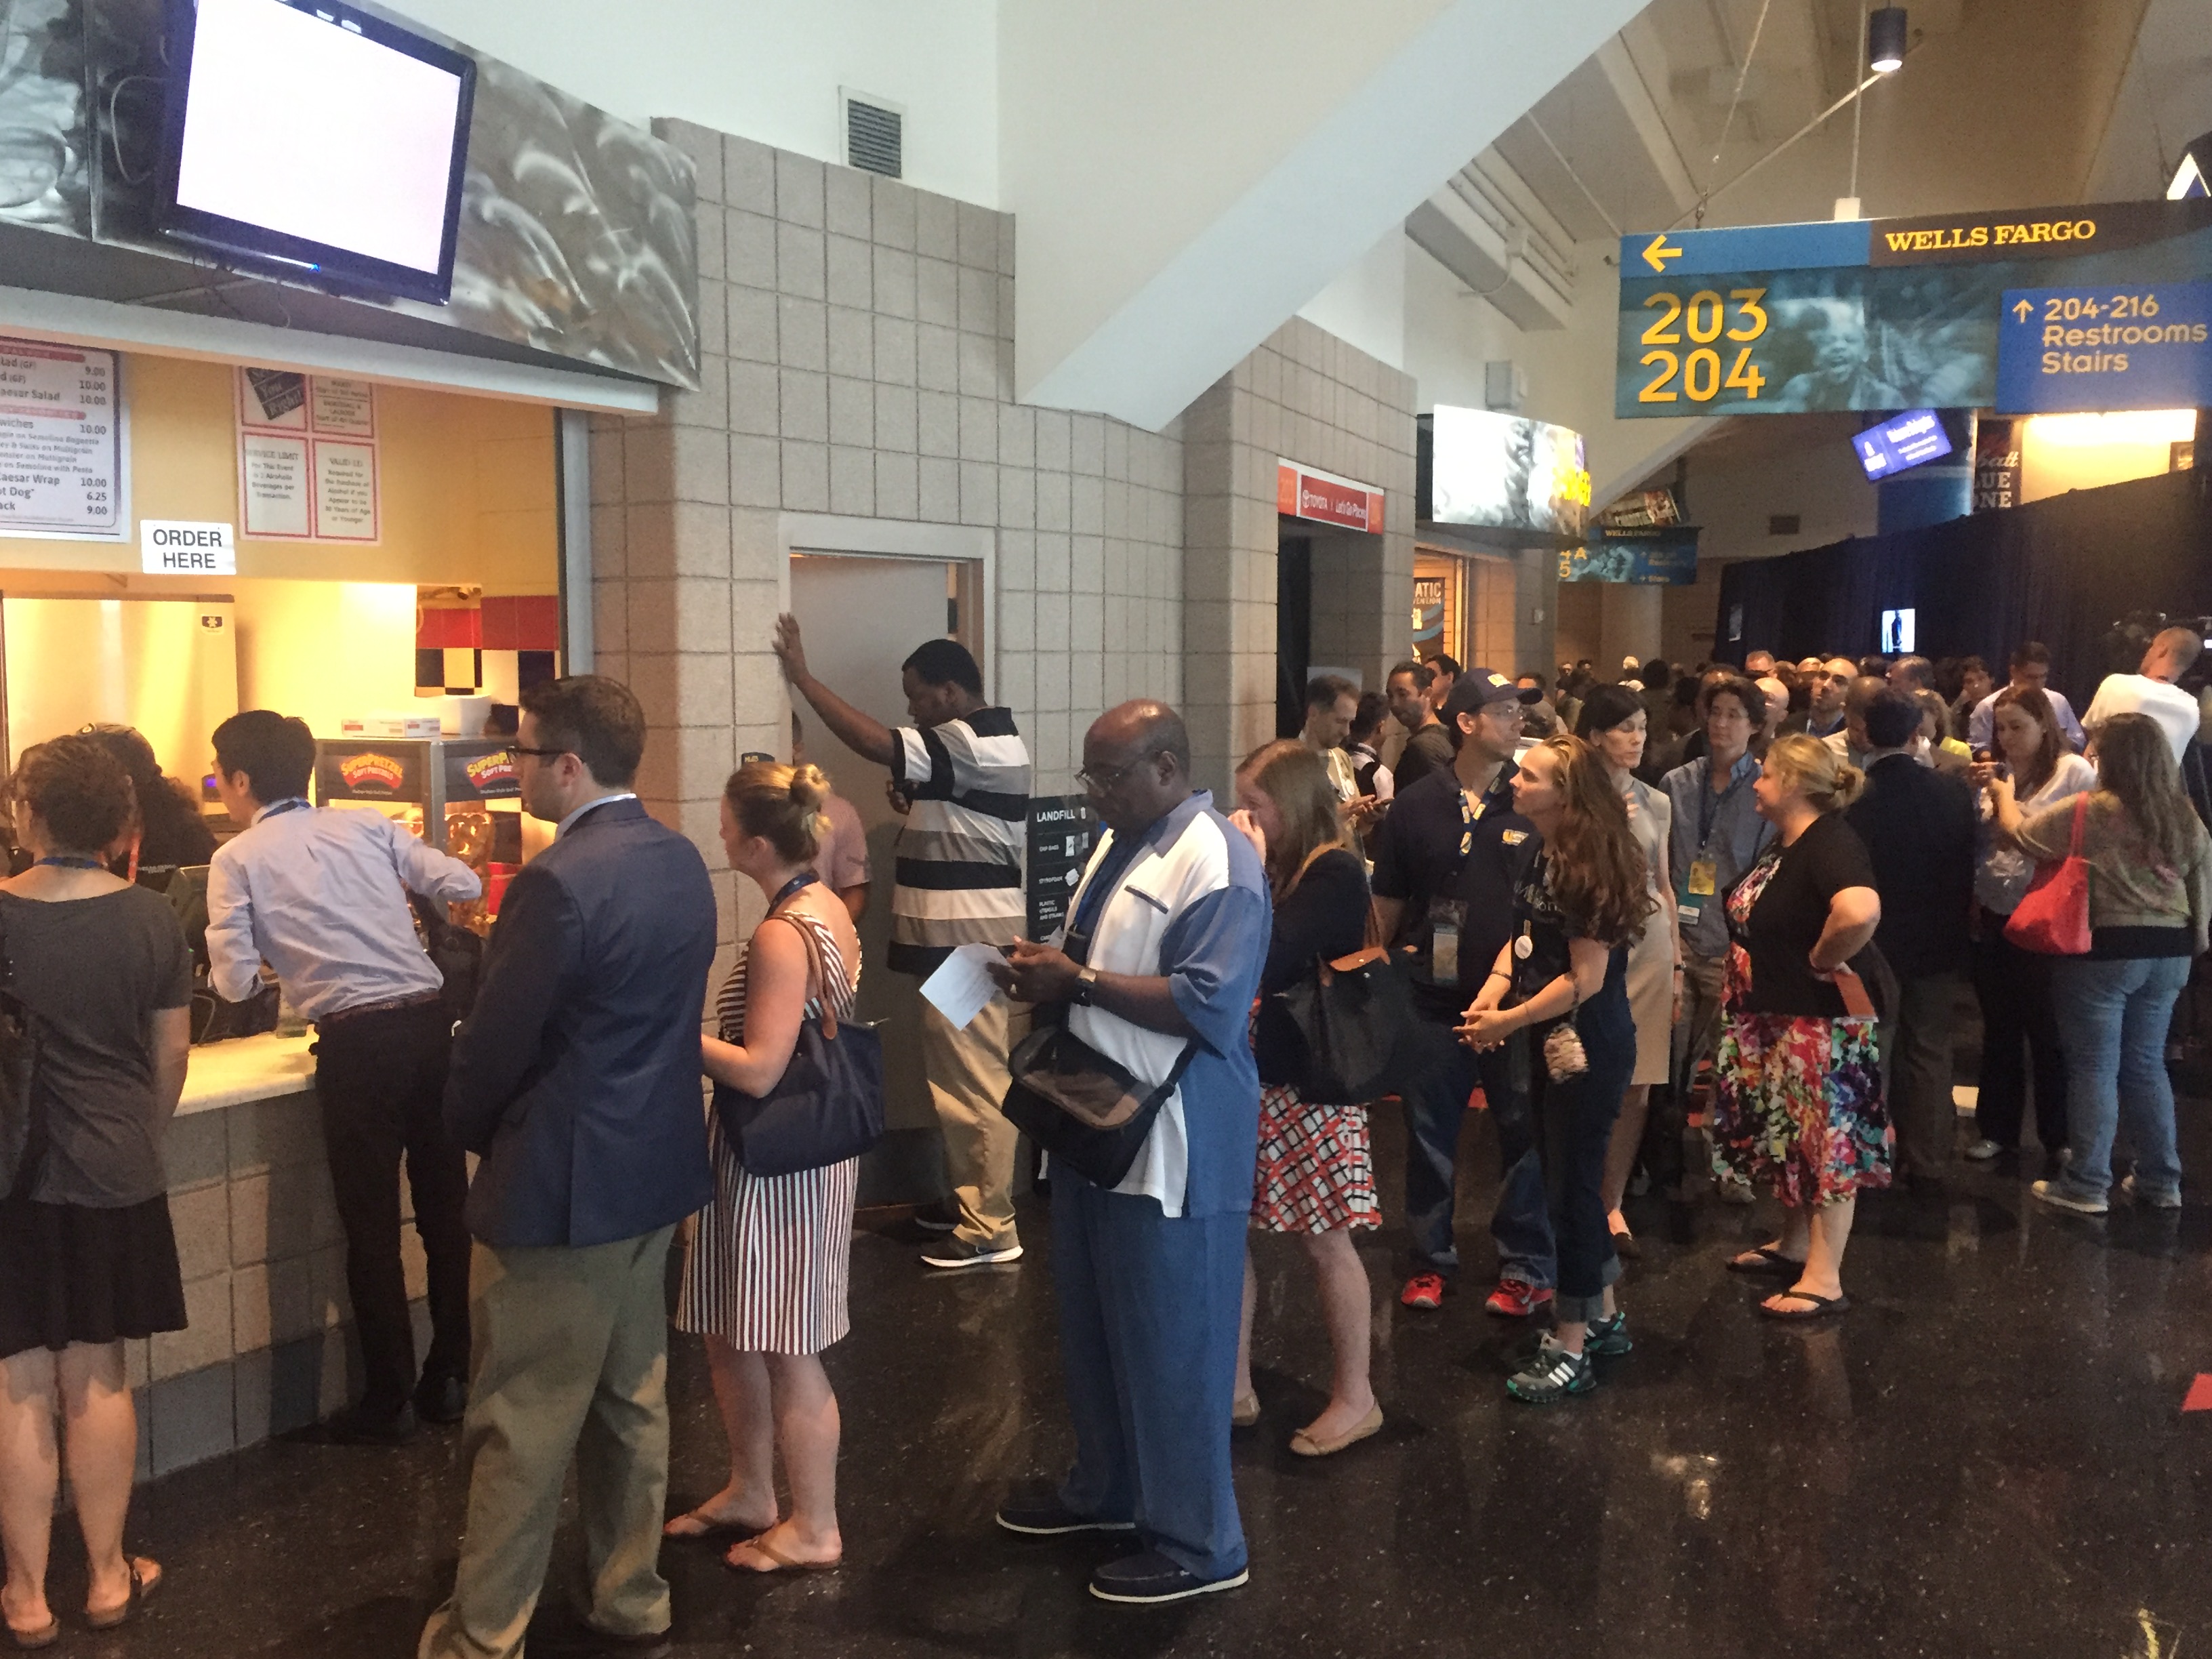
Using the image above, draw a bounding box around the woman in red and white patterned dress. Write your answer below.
[668,762,860,1574]
[1227,741,1382,1458]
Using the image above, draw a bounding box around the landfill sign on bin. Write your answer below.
[1026,795,1097,942]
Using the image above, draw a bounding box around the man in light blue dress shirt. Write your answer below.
[206,710,481,1444]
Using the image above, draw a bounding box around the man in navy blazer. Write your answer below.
[422,676,716,1659]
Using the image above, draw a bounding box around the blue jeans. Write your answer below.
[1398,1021,1556,1287]
[2049,954,2192,1201]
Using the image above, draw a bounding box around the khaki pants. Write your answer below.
[418,1226,677,1659]
[920,996,1027,1248]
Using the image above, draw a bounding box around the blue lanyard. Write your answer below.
[769,871,817,910]
[1698,760,1748,852]
[36,855,106,869]
[259,798,311,822]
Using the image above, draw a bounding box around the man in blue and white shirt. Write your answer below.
[987,701,1270,1607]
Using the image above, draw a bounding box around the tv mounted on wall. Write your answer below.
[155,0,476,304]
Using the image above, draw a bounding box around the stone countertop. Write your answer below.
[178,1033,318,1116]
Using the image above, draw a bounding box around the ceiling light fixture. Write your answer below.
[1867,7,1908,74]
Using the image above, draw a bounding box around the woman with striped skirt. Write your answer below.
[668,761,861,1574]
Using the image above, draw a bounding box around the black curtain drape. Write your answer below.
[1715,467,2212,689]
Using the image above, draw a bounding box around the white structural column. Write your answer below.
[1002,0,1647,431]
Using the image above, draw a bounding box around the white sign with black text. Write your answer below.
[0,337,127,541]
[140,519,237,575]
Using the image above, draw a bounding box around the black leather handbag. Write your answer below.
[712,914,885,1178]
[1261,944,1414,1105]
[1002,1015,1195,1190]
[0,906,45,1200]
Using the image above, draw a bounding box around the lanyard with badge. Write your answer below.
[1429,783,1486,981]
[1676,764,1744,926]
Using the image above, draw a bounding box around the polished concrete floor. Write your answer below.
[61,1103,2212,1658]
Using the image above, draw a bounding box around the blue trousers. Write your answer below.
[1052,1172,1247,1581]
[1398,1020,1556,1286]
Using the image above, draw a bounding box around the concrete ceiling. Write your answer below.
[1486,0,2163,241]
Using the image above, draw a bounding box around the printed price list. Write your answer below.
[0,340,125,540]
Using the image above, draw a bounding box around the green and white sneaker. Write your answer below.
[1507,1336,1595,1404]
[1585,1311,1633,1357]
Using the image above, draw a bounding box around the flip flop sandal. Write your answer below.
[664,1508,776,1542]
[5,1616,59,1652]
[724,1534,842,1575]
[85,1559,162,1631]
[1727,1246,1808,1276]
[1758,1290,1851,1320]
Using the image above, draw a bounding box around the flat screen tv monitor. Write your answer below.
[1852,410,1953,480]
[1881,609,1916,655]
[155,0,476,304]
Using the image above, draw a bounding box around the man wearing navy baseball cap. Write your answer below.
[1366,668,1557,1319]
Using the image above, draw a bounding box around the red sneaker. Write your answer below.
[1399,1272,1447,1311]
[1484,1278,1555,1318]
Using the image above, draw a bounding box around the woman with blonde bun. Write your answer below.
[668,761,861,1573]
[1713,735,1891,1320]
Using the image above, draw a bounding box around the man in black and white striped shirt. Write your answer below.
[774,615,1032,1269]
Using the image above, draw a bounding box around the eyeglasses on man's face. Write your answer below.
[1076,751,1156,792]
[508,745,569,763]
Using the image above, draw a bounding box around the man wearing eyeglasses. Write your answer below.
[987,701,1270,1606]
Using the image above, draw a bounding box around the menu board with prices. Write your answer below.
[1026,795,1098,942]
[0,338,126,541]
[237,368,381,542]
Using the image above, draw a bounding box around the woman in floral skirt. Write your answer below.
[1227,741,1380,1457]
[1715,734,1891,1319]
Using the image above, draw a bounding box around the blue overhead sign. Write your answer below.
[1994,281,2212,413]
[1625,222,1868,279]
[1617,199,2212,418]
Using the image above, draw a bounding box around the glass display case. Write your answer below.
[313,737,528,935]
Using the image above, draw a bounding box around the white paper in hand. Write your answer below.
[919,941,1004,1030]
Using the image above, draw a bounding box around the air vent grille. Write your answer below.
[844,94,903,180]
[1768,514,1801,536]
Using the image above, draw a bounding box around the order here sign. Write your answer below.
[140,519,237,575]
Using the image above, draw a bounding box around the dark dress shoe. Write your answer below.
[323,1401,418,1445]
[415,1374,468,1425]
[1089,1548,1248,1605]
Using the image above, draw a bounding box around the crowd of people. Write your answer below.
[3,617,2209,1643]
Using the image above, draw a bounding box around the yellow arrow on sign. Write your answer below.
[1642,234,1683,273]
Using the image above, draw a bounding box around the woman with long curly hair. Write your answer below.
[1999,712,2212,1215]
[1225,741,1380,1456]
[1715,735,1889,1319]
[1459,736,1651,1402]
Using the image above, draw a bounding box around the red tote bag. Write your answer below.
[2003,794,2093,956]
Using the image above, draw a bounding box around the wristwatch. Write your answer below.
[1071,965,1101,1006]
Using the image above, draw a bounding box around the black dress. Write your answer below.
[0,887,192,1359]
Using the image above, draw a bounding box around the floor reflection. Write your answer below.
[110,1103,2212,1657]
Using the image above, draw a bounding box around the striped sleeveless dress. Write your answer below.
[675,909,861,1354]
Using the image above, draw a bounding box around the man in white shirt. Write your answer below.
[2083,626,2204,763]
[207,710,482,1445]
[1968,642,2085,752]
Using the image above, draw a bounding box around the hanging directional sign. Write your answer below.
[1616,199,2212,417]
[1994,281,2212,413]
